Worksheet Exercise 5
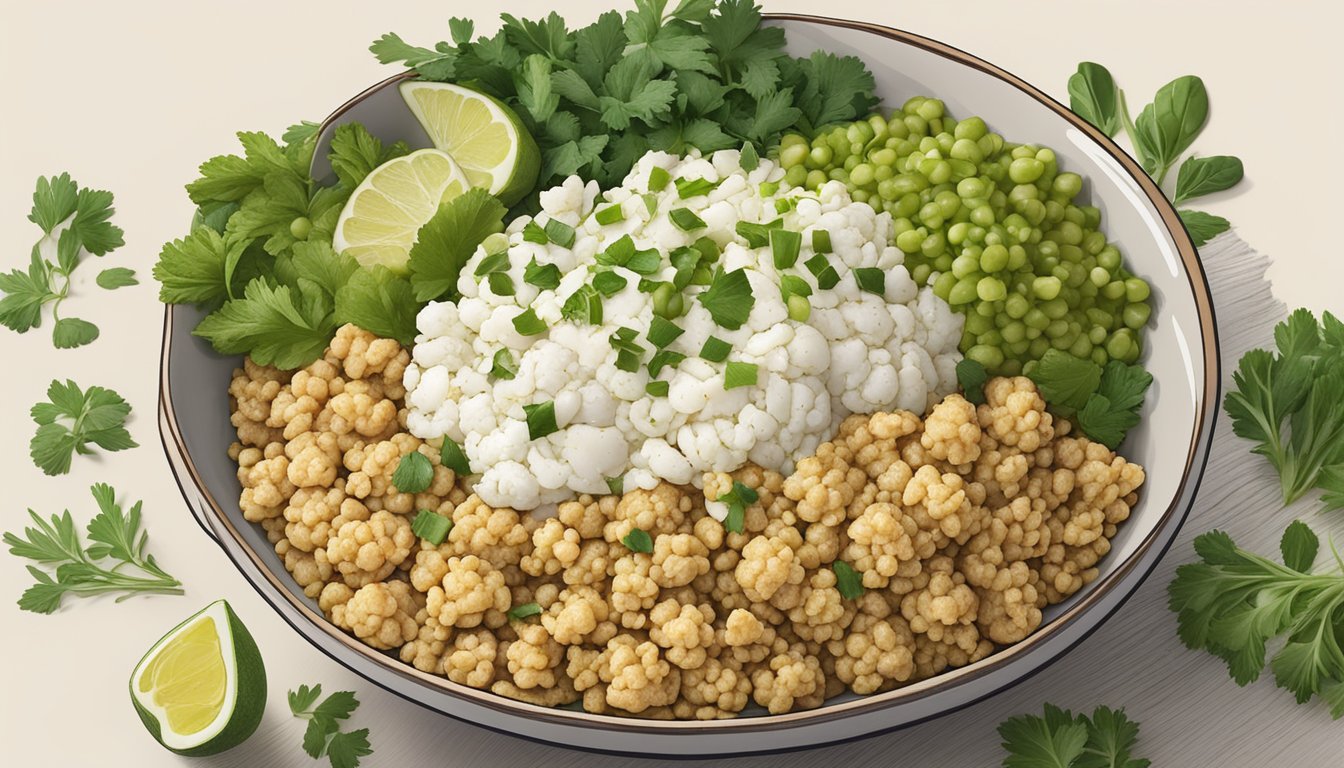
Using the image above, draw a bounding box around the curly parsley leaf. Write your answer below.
[998,703,1149,768]
[289,685,374,768]
[3,484,181,614]
[29,379,137,476]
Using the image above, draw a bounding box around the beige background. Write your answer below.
[1,1,1341,766]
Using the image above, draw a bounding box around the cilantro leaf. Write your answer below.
[1029,350,1103,411]
[328,123,410,190]
[0,252,56,333]
[391,452,434,494]
[697,267,754,330]
[1076,394,1141,450]
[327,730,373,768]
[333,266,417,347]
[288,683,323,714]
[192,279,335,370]
[289,686,373,768]
[794,51,878,130]
[28,380,137,476]
[408,188,507,302]
[153,228,248,307]
[1177,209,1230,246]
[369,33,457,80]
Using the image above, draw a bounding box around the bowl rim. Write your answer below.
[158,11,1219,736]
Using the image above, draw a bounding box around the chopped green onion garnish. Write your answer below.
[595,204,625,226]
[490,348,517,380]
[770,229,802,269]
[615,348,642,372]
[610,327,645,372]
[622,527,654,553]
[641,193,659,216]
[692,236,720,262]
[674,177,721,199]
[699,336,731,362]
[474,251,510,276]
[598,235,635,266]
[592,270,628,297]
[647,349,685,377]
[780,274,813,299]
[637,277,662,293]
[544,219,576,248]
[645,380,670,397]
[647,316,684,348]
[669,207,707,232]
[812,229,832,254]
[605,476,624,495]
[523,401,559,440]
[805,254,840,289]
[774,197,797,214]
[740,142,760,172]
[511,308,546,336]
[759,181,779,197]
[439,435,473,475]
[832,561,864,599]
[487,271,515,296]
[411,510,453,545]
[648,166,671,192]
[698,267,754,330]
[524,258,561,290]
[522,220,548,244]
[718,480,759,534]
[724,361,758,390]
[626,249,661,275]
[561,285,603,324]
[854,267,886,295]
[508,602,542,621]
[670,247,701,290]
[736,218,783,248]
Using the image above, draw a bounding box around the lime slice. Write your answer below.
[129,600,266,756]
[399,80,540,206]
[332,147,471,272]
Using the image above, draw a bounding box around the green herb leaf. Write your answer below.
[490,348,518,381]
[854,267,885,295]
[96,267,138,290]
[561,285,603,324]
[956,359,988,405]
[1067,62,1121,136]
[328,123,410,191]
[1028,349,1103,411]
[29,380,136,476]
[408,188,507,302]
[770,228,801,269]
[1178,209,1231,246]
[289,686,373,768]
[625,249,662,275]
[622,528,653,553]
[411,510,453,545]
[698,267,754,330]
[595,204,625,225]
[832,561,864,599]
[1173,155,1244,204]
[333,266,418,347]
[194,279,335,369]
[699,336,731,363]
[592,270,628,297]
[647,349,685,377]
[52,318,99,349]
[669,207,707,232]
[674,177,720,199]
[487,272,515,296]
[439,436,473,476]
[524,258,562,290]
[391,452,434,494]
[544,218,576,248]
[724,361,758,390]
[647,316,684,348]
[648,166,671,192]
[736,218,783,248]
[1076,394,1140,450]
[512,307,547,336]
[646,380,670,397]
[508,602,542,621]
[804,254,839,289]
[1279,520,1319,573]
[605,476,625,495]
[524,401,559,440]
[717,480,758,535]
[1133,75,1209,180]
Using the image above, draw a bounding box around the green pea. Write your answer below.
[1085,307,1114,330]
[289,216,312,240]
[970,205,995,227]
[1052,172,1083,199]
[1005,293,1031,319]
[828,168,849,183]
[1125,277,1151,302]
[805,169,828,190]
[977,276,1007,302]
[910,263,932,286]
[921,232,946,259]
[1069,335,1093,358]
[787,294,811,322]
[966,344,1004,370]
[896,229,926,254]
[1001,321,1027,344]
[843,155,861,172]
[1123,303,1152,329]
[933,253,954,272]
[784,165,808,188]
[932,271,957,299]
[904,114,928,135]
[1028,338,1051,359]
[954,116,988,141]
[956,177,987,199]
[1102,280,1126,301]
[850,163,876,187]
[1088,326,1108,345]
[1032,276,1062,300]
[780,133,808,150]
[808,145,833,168]
[1089,266,1110,287]
[948,221,970,245]
[868,114,890,140]
[780,143,809,168]
[980,244,1010,273]
[1041,298,1069,319]
[1105,330,1134,361]
[1090,348,1109,367]
[1045,319,1070,339]
[948,277,981,305]
[1008,157,1045,184]
[1097,246,1121,271]
[894,193,921,218]
[652,283,677,317]
[951,254,979,279]
[1083,230,1107,255]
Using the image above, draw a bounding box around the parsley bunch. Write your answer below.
[1224,309,1344,509]
[997,704,1149,768]
[288,685,374,768]
[1168,522,1344,718]
[4,484,182,614]
[371,0,877,197]
[0,174,133,348]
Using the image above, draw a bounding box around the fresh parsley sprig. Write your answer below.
[997,703,1150,768]
[288,685,374,768]
[4,484,182,614]
[0,174,132,348]
[1027,350,1152,449]
[1223,308,1344,508]
[29,379,137,475]
[1067,62,1243,246]
[1168,521,1344,718]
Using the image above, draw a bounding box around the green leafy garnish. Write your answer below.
[1067,62,1122,137]
[724,360,758,390]
[411,510,453,545]
[408,188,507,302]
[699,335,731,363]
[1029,352,1151,448]
[770,228,801,269]
[524,401,559,440]
[804,253,839,289]
[1172,155,1244,204]
[391,452,434,494]
[625,249,662,275]
[595,204,625,225]
[593,270,629,297]
[997,703,1149,768]
[1223,308,1344,507]
[622,528,653,553]
[956,358,988,405]
[853,267,885,295]
[4,484,182,614]
[647,349,685,377]
[669,207,707,232]
[811,229,831,254]
[512,307,547,336]
[718,480,759,534]
[648,167,671,192]
[1178,209,1230,247]
[605,476,625,495]
[543,218,576,248]
[2,174,129,348]
[524,257,562,290]
[1168,522,1344,717]
[490,348,518,381]
[646,380,670,397]
[1028,349,1102,411]
[698,267,754,329]
[288,685,374,768]
[735,218,782,248]
[561,285,603,324]
[647,316,684,348]
[439,436,473,476]
[333,264,417,347]
[29,379,136,476]
[674,177,721,199]
[508,602,542,621]
[739,141,759,171]
[832,561,864,600]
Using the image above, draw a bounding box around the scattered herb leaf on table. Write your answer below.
[997,703,1150,768]
[289,684,374,768]
[28,378,137,475]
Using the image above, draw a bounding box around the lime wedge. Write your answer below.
[129,600,266,756]
[399,80,540,206]
[332,147,471,272]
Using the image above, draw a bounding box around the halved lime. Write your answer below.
[399,80,540,206]
[129,600,266,756]
[332,148,471,272]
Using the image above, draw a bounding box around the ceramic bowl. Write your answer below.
[159,13,1219,757]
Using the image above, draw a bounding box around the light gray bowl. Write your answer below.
[159,13,1218,758]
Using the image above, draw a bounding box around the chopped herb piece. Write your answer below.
[610,327,645,372]
[648,166,671,192]
[287,685,374,768]
[391,452,433,493]
[560,285,602,324]
[854,267,885,295]
[692,236,720,263]
[599,235,636,266]
[543,218,576,248]
[780,275,813,300]
[507,602,542,621]
[411,510,452,545]
[805,254,840,289]
[28,379,136,476]
[622,528,653,553]
[698,268,754,330]
[647,316,684,348]
[641,193,658,216]
[439,436,472,475]
[669,208,707,232]
[670,247,701,289]
[740,142,760,171]
[956,359,988,405]
[718,481,759,534]
[774,197,797,215]
[511,307,547,336]
[490,348,517,381]
[625,249,662,275]
[523,401,559,440]
[524,258,561,290]
[605,476,624,495]
[770,229,802,269]
[615,349,642,372]
[724,361,758,390]
[594,204,625,225]
[832,561,864,599]
[474,251,510,276]
[812,229,832,254]
[522,220,548,244]
[699,336,731,363]
[759,181,780,197]
[486,272,515,296]
[674,177,720,199]
[637,277,663,294]
[648,350,685,377]
[646,380,670,397]
[592,270,628,297]
[736,219,783,248]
